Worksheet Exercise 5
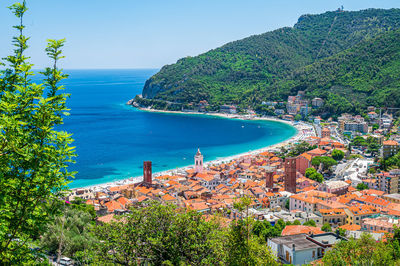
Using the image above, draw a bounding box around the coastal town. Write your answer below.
[71,92,400,265]
[3,1,400,264]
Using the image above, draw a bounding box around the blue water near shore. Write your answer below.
[48,69,296,188]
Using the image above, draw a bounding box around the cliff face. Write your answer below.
[142,78,162,99]
[141,8,400,114]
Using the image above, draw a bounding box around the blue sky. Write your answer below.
[1,0,400,69]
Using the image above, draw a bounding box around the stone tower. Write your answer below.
[266,171,274,189]
[284,157,297,193]
[194,148,204,173]
[143,161,152,185]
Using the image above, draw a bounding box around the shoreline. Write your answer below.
[72,106,315,192]
[134,105,295,126]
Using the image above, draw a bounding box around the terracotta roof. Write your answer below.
[97,213,115,224]
[308,148,328,156]
[383,140,398,146]
[361,189,385,196]
[300,152,312,161]
[105,200,123,212]
[281,225,324,236]
[339,224,361,231]
[116,197,129,207]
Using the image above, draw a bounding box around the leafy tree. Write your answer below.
[356,183,369,191]
[387,225,400,261]
[89,202,227,265]
[323,233,395,265]
[321,223,332,232]
[311,156,337,171]
[335,228,347,237]
[294,114,302,121]
[285,199,290,210]
[351,136,368,147]
[332,149,345,161]
[303,220,316,227]
[287,141,316,157]
[305,167,324,183]
[252,220,281,241]
[40,206,95,263]
[0,2,75,263]
[293,220,301,225]
[385,152,400,169]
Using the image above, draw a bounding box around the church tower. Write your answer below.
[194,148,204,173]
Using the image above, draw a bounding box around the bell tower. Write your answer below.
[194,148,204,173]
[143,161,152,185]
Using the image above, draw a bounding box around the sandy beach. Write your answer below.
[73,107,315,192]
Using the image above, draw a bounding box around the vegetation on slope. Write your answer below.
[141,8,400,115]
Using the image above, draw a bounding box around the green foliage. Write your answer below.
[350,136,368,146]
[88,202,226,265]
[39,206,95,262]
[335,228,347,237]
[141,9,400,114]
[332,149,345,161]
[311,156,337,170]
[305,167,324,183]
[252,219,286,242]
[385,151,400,169]
[87,201,278,265]
[285,199,290,210]
[356,183,369,191]
[287,141,316,157]
[227,219,278,266]
[322,233,396,265]
[293,220,301,225]
[321,223,332,232]
[0,2,75,263]
[303,220,317,227]
[348,154,363,159]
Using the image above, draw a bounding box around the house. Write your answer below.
[268,233,346,265]
[318,209,347,227]
[318,181,349,195]
[321,127,330,138]
[290,191,335,213]
[220,104,237,114]
[361,217,397,233]
[344,205,379,225]
[381,140,399,159]
[311,98,324,108]
[376,172,399,194]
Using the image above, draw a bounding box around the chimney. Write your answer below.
[143,161,152,185]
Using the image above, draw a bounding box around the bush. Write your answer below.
[332,149,345,161]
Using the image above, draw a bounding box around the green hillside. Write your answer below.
[140,8,400,115]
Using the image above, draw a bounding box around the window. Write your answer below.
[313,250,315,258]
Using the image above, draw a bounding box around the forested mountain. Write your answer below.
[140,8,400,115]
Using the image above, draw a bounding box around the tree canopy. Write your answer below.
[0,2,75,263]
[305,167,324,183]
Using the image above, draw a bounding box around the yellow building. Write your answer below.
[344,205,378,225]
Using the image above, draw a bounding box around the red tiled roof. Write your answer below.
[281,225,324,236]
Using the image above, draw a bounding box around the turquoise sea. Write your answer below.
[53,69,296,188]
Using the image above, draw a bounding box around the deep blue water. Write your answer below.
[43,69,296,188]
